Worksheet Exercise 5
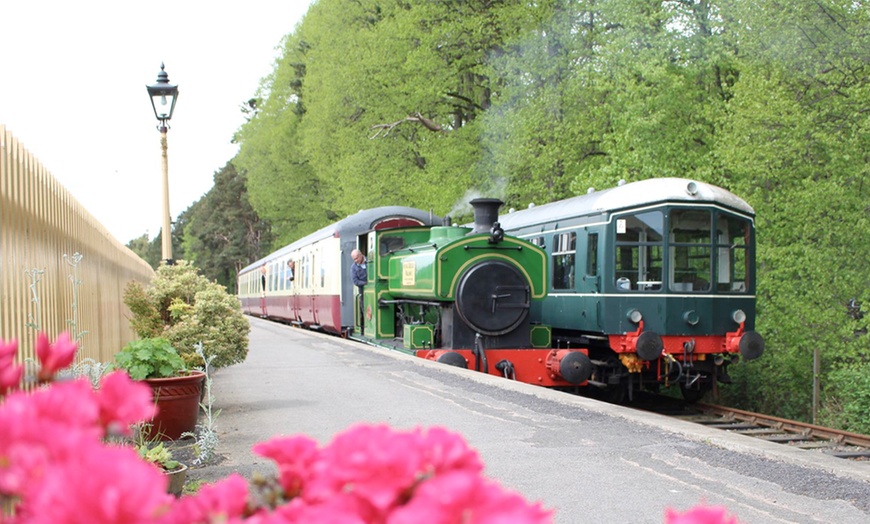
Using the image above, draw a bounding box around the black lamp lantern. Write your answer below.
[146,62,179,265]
[146,63,179,128]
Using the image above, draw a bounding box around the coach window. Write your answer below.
[615,211,663,291]
[669,209,713,292]
[716,214,750,293]
[552,232,576,290]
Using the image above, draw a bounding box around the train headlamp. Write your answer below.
[686,181,698,195]
[627,309,643,323]
[732,309,747,324]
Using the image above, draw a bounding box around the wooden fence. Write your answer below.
[1,124,154,368]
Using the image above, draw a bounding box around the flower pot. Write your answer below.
[144,370,205,441]
[165,463,189,496]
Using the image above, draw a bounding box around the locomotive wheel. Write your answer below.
[455,260,530,336]
[436,351,468,368]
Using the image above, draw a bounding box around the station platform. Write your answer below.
[188,316,870,523]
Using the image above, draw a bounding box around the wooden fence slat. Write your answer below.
[1,124,154,366]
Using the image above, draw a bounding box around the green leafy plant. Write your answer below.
[114,338,187,380]
[136,440,180,471]
[123,260,249,369]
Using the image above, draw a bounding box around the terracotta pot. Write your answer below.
[143,371,205,441]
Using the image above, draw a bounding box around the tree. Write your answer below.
[228,0,870,429]
[181,162,273,291]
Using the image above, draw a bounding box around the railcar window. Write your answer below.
[552,232,576,290]
[614,211,663,291]
[529,236,545,248]
[716,215,750,293]
[669,210,712,292]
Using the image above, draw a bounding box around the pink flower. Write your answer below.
[254,435,321,497]
[0,379,102,495]
[0,338,24,395]
[270,493,372,524]
[416,426,484,475]
[20,444,172,523]
[156,474,249,524]
[388,470,553,524]
[36,331,78,381]
[305,424,423,512]
[97,371,157,435]
[665,505,742,524]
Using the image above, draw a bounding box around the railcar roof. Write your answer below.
[497,178,754,231]
[241,206,439,273]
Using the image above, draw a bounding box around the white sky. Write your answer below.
[0,1,313,243]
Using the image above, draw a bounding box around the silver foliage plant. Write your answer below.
[183,342,221,465]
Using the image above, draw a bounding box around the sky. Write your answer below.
[0,1,313,244]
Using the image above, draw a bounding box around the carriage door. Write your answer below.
[578,231,602,329]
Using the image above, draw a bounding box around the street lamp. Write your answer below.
[146,62,179,264]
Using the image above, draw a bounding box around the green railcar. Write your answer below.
[498,178,764,402]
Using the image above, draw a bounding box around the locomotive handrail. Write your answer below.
[379,298,443,307]
[463,245,523,251]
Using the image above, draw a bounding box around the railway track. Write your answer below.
[639,396,870,462]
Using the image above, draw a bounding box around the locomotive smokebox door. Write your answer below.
[455,261,530,336]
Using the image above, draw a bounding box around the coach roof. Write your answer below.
[496,178,755,232]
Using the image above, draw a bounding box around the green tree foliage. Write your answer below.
[181,162,272,291]
[127,234,161,268]
[228,0,869,430]
[125,226,184,270]
[712,0,870,425]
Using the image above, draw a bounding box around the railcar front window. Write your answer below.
[552,232,576,290]
[670,210,712,292]
[614,211,663,291]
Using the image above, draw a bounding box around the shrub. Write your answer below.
[124,261,249,369]
[820,363,870,434]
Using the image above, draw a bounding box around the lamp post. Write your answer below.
[146,63,179,265]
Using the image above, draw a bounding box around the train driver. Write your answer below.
[351,249,367,334]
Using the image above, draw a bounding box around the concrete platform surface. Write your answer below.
[185,317,870,524]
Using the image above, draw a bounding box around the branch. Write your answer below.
[370,112,443,139]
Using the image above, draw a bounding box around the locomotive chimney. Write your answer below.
[468,198,503,235]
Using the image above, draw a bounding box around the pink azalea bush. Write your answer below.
[0,333,741,523]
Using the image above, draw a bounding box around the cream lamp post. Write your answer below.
[146,63,179,264]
